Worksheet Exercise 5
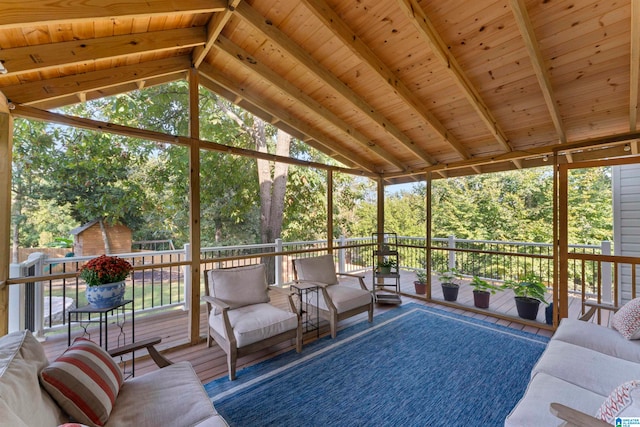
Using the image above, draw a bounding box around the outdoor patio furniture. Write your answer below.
[0,329,227,427]
[292,254,373,338]
[203,264,302,380]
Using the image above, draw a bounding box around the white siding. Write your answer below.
[613,164,640,304]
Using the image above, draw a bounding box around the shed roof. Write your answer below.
[1,0,639,182]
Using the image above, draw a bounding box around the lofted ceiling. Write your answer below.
[1,0,640,183]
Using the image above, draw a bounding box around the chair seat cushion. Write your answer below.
[210,303,298,348]
[105,361,219,427]
[314,285,371,313]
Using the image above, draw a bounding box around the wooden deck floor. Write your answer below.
[40,271,594,385]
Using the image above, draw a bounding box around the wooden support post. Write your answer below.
[557,160,569,320]
[327,170,333,253]
[426,173,432,300]
[0,93,12,335]
[188,68,201,345]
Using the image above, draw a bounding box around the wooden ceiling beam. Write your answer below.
[236,2,437,166]
[397,0,512,153]
[198,63,378,172]
[0,0,227,29]
[301,0,471,160]
[1,56,191,105]
[630,0,640,131]
[192,1,241,68]
[214,35,408,172]
[510,0,567,144]
[28,73,184,110]
[0,27,206,77]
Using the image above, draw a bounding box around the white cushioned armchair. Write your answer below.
[204,264,302,380]
[293,254,373,338]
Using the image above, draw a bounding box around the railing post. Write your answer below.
[183,244,191,311]
[338,235,346,274]
[448,235,456,270]
[275,239,283,286]
[601,241,612,304]
[32,253,45,338]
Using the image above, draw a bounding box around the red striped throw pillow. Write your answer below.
[40,338,124,427]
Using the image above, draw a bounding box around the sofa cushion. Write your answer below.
[612,297,640,339]
[207,265,270,311]
[40,338,124,427]
[209,303,298,348]
[531,339,640,397]
[0,330,67,426]
[596,380,640,423]
[505,372,605,427]
[553,318,640,363]
[105,361,222,427]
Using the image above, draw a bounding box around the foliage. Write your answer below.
[45,237,73,248]
[377,257,397,269]
[503,272,549,304]
[469,276,503,294]
[79,255,133,286]
[415,269,428,284]
[437,269,462,286]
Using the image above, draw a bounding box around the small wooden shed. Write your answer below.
[70,220,132,256]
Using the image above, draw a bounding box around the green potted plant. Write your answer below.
[414,269,428,294]
[469,276,503,309]
[438,268,462,302]
[377,258,397,275]
[503,272,549,320]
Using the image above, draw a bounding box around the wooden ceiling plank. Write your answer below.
[214,35,408,172]
[0,27,206,76]
[0,0,227,29]
[236,2,437,166]
[198,62,378,172]
[397,0,512,153]
[631,0,640,131]
[192,1,241,68]
[301,0,471,160]
[510,0,567,144]
[1,56,191,105]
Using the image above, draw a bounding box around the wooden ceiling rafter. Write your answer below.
[234,2,438,166]
[0,27,206,77]
[510,0,567,144]
[300,0,471,160]
[213,35,409,172]
[630,0,640,131]
[1,56,192,105]
[0,0,227,29]
[192,0,241,68]
[397,0,512,153]
[198,62,378,172]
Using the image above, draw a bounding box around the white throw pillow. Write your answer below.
[612,297,640,340]
[596,380,640,423]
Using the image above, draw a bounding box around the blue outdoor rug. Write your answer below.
[205,303,549,427]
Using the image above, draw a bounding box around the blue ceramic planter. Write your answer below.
[86,281,126,308]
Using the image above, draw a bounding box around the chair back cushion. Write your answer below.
[293,254,338,285]
[207,264,270,310]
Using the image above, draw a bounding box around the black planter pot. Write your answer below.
[515,297,541,320]
[441,283,459,301]
[473,290,490,309]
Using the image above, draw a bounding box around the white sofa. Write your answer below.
[505,316,640,426]
[0,330,228,427]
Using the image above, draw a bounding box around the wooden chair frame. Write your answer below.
[203,269,302,380]
[292,257,373,339]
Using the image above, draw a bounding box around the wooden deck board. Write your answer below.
[40,271,586,384]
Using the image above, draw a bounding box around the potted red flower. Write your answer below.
[79,255,132,308]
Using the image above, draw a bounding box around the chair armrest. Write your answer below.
[108,337,173,368]
[203,295,230,312]
[549,403,610,427]
[294,279,330,289]
[337,273,369,291]
[579,300,619,322]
